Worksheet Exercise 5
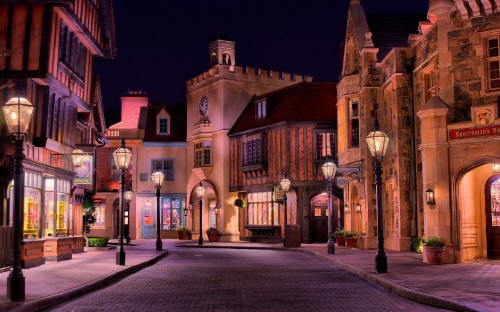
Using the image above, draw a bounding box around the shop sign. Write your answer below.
[336,177,348,189]
[74,155,93,184]
[449,124,500,140]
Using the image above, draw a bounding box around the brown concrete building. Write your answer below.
[185,36,312,242]
[338,0,500,263]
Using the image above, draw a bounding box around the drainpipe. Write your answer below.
[93,136,108,195]
[403,58,419,248]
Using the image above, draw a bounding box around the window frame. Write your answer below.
[314,130,336,161]
[348,98,359,148]
[194,141,212,167]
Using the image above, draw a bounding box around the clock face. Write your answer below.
[199,96,208,116]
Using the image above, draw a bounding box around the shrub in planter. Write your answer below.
[176,226,188,240]
[423,236,446,265]
[333,228,346,246]
[206,227,219,242]
[87,237,109,247]
[344,231,358,248]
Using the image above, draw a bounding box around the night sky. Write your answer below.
[95,0,428,125]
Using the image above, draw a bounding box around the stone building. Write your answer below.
[0,0,115,266]
[338,0,500,263]
[185,36,312,242]
[94,92,187,240]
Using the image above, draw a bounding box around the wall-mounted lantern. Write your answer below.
[426,189,435,205]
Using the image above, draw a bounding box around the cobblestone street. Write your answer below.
[49,247,446,312]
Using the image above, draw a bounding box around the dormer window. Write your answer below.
[256,99,267,120]
[156,109,170,135]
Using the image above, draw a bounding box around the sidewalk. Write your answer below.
[0,239,168,312]
[0,239,499,312]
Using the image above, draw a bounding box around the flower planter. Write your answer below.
[345,237,358,248]
[336,235,346,246]
[424,246,445,265]
[206,231,218,242]
[177,230,188,240]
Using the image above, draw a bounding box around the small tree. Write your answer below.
[83,192,97,235]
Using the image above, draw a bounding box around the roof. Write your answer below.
[366,14,425,61]
[142,104,187,142]
[229,82,337,136]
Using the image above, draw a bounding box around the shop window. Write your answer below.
[247,191,278,225]
[160,197,185,230]
[349,99,359,148]
[152,159,174,181]
[209,200,217,229]
[491,179,500,227]
[486,37,500,91]
[316,131,335,160]
[93,203,105,228]
[24,188,41,238]
[194,141,211,167]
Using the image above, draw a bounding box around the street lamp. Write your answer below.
[151,171,165,251]
[366,119,389,274]
[113,138,132,265]
[280,177,290,246]
[195,182,205,245]
[321,161,337,254]
[124,191,133,244]
[3,93,34,301]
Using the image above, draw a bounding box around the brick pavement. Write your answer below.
[49,246,442,312]
[0,239,498,311]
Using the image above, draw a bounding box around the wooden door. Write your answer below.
[311,195,328,242]
[487,176,500,258]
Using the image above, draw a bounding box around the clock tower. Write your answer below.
[209,32,235,68]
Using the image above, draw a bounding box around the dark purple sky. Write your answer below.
[95,0,428,124]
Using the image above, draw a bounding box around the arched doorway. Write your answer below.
[486,175,500,258]
[310,193,340,242]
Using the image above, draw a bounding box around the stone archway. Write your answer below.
[452,156,500,262]
[188,180,219,240]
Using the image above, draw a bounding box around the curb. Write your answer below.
[178,244,479,312]
[10,250,169,312]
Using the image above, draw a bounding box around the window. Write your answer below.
[242,135,266,166]
[194,141,211,167]
[487,37,500,90]
[156,109,170,135]
[59,23,86,79]
[349,99,359,148]
[256,99,267,119]
[93,202,106,228]
[316,132,335,160]
[160,197,185,230]
[247,192,278,225]
[424,72,437,101]
[152,159,174,181]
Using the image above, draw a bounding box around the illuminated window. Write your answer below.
[316,132,335,160]
[247,192,278,225]
[93,203,105,228]
[486,37,500,91]
[491,179,500,227]
[160,197,185,230]
[256,99,267,119]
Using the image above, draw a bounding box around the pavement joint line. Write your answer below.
[9,250,169,312]
[176,244,480,312]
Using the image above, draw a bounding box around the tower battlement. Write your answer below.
[187,65,313,90]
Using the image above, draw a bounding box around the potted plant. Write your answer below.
[234,198,246,208]
[176,226,188,240]
[423,236,446,265]
[344,231,358,248]
[333,228,346,246]
[206,227,219,242]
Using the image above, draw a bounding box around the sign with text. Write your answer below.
[74,155,93,184]
[449,124,500,140]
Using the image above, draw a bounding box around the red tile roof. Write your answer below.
[229,82,337,135]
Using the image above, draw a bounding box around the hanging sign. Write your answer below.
[336,177,348,189]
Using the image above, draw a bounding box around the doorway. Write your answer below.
[486,176,500,258]
[310,194,339,243]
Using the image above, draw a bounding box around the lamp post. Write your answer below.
[280,177,290,246]
[195,182,205,245]
[151,171,165,251]
[113,138,132,265]
[321,161,337,254]
[3,93,34,301]
[366,119,390,273]
[124,191,133,244]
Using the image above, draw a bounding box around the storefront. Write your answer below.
[140,195,187,238]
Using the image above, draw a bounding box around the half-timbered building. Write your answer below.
[0,0,115,266]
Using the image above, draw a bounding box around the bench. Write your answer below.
[245,225,282,244]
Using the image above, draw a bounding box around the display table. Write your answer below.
[21,238,46,268]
